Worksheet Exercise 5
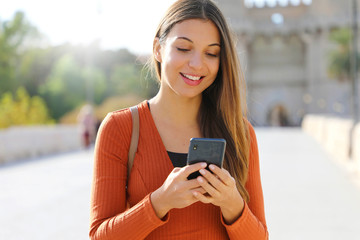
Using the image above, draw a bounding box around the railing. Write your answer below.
[0,125,83,164]
[302,114,360,170]
[1,119,359,169]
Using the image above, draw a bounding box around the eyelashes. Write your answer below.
[176,47,219,57]
[206,53,218,57]
[177,47,190,52]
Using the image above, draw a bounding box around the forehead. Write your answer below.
[166,19,220,44]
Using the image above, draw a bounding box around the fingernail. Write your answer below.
[197,177,204,183]
[193,191,198,197]
[209,165,215,170]
[201,163,207,168]
[199,169,206,175]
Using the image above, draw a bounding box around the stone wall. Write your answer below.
[216,0,356,126]
[0,125,83,164]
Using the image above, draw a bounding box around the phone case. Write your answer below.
[187,138,226,179]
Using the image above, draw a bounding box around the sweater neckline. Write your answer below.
[137,100,176,170]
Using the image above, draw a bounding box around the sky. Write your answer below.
[0,0,314,54]
[0,0,177,54]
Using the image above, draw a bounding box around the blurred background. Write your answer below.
[1,0,360,239]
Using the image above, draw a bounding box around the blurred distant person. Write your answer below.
[77,104,96,148]
[89,0,268,239]
[268,105,290,127]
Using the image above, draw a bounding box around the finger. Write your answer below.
[199,168,224,191]
[192,190,212,204]
[183,178,202,189]
[209,164,234,186]
[191,187,207,195]
[197,175,220,198]
[181,162,207,178]
[172,167,182,174]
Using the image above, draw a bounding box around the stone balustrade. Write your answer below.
[0,125,83,164]
[1,120,359,169]
[352,123,360,169]
[302,115,360,168]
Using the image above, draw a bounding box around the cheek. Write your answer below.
[210,60,220,77]
[162,52,184,75]
[168,49,185,65]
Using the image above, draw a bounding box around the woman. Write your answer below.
[89,0,268,239]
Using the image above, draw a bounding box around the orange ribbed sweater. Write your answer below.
[89,101,268,240]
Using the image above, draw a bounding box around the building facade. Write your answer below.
[217,0,358,126]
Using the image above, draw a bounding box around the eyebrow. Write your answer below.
[177,37,220,47]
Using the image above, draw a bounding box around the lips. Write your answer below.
[181,73,203,81]
[180,72,204,86]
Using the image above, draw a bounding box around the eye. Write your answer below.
[206,52,219,58]
[177,47,190,52]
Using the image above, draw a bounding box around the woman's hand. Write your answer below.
[193,164,245,224]
[150,162,207,219]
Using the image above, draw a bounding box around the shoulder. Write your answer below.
[243,118,259,161]
[95,104,141,157]
[98,100,148,136]
[107,108,132,125]
[243,118,257,143]
[99,108,132,134]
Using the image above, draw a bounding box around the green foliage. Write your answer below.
[0,11,39,95]
[0,87,54,128]
[17,47,55,95]
[39,54,109,120]
[329,28,350,46]
[110,64,141,95]
[82,67,107,105]
[39,54,84,120]
[328,27,360,81]
[0,11,159,124]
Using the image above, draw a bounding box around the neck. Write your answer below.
[149,90,202,128]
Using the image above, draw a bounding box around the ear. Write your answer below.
[153,37,162,63]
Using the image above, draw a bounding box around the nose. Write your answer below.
[188,52,203,70]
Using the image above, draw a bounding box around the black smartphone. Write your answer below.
[187,138,226,180]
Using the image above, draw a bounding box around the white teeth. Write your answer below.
[183,73,201,81]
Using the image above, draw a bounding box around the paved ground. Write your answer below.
[0,148,93,240]
[0,128,360,240]
[258,128,360,240]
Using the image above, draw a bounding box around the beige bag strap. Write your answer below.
[128,106,139,178]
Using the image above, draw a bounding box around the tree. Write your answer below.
[0,11,40,95]
[0,11,158,123]
[328,27,360,81]
[39,53,110,120]
[0,87,53,128]
[17,47,55,96]
[82,66,107,105]
[40,54,87,120]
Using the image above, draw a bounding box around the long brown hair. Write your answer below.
[150,0,250,202]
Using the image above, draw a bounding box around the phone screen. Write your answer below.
[187,138,226,180]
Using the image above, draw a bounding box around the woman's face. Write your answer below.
[154,19,221,100]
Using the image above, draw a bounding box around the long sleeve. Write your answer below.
[89,111,167,240]
[223,124,269,239]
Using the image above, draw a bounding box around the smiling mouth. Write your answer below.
[181,73,204,81]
